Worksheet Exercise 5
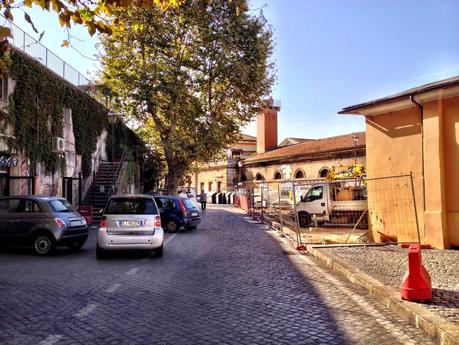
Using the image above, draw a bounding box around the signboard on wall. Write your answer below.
[0,154,18,169]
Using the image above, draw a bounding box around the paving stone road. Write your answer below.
[0,205,437,345]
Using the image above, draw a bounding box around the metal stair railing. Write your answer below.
[109,148,127,196]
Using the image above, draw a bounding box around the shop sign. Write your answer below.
[0,155,18,168]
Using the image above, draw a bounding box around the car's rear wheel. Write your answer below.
[67,240,86,252]
[166,220,178,233]
[153,244,163,258]
[96,245,108,259]
[33,233,56,256]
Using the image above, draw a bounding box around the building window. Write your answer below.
[217,182,222,193]
[255,173,264,181]
[240,175,247,182]
[0,78,8,101]
[294,169,305,179]
[63,108,72,124]
[274,171,282,180]
[319,167,330,178]
[200,182,204,193]
[208,182,213,192]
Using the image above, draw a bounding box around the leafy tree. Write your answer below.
[142,150,166,192]
[0,0,182,41]
[100,0,274,193]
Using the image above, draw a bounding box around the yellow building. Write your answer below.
[191,134,257,193]
[340,75,459,249]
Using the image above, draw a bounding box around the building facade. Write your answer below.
[241,132,366,182]
[340,75,459,249]
[192,101,366,194]
[0,44,143,204]
[0,49,107,201]
[192,134,257,193]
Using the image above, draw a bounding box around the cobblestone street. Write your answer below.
[0,205,436,345]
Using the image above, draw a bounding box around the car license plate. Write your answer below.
[70,220,83,226]
[120,220,141,227]
[191,212,198,217]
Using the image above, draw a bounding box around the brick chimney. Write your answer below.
[257,99,280,154]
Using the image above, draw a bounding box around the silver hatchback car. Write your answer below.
[96,194,164,259]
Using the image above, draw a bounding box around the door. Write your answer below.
[62,175,82,205]
[15,199,47,239]
[302,186,326,216]
[0,174,8,196]
[0,198,22,243]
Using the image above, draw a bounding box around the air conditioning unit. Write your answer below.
[63,108,72,124]
[51,137,66,153]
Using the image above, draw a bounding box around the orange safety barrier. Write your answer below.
[400,244,432,303]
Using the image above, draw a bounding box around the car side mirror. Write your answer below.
[96,208,104,214]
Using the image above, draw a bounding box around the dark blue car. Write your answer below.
[153,196,201,232]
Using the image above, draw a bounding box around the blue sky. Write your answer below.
[8,0,459,140]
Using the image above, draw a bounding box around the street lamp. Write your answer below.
[352,134,359,165]
[107,111,117,193]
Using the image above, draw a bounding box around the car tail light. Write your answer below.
[154,215,161,228]
[178,198,187,216]
[100,217,108,229]
[55,218,66,228]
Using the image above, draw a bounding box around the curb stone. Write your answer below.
[305,244,459,345]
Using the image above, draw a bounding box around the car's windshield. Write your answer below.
[105,198,158,215]
[49,199,73,212]
[183,199,197,209]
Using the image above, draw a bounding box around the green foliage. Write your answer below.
[100,0,274,193]
[106,119,145,161]
[0,0,183,42]
[142,150,166,192]
[7,49,107,177]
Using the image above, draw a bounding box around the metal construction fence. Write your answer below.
[2,17,91,90]
[236,174,419,247]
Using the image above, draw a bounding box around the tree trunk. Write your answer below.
[163,146,186,195]
[166,168,181,195]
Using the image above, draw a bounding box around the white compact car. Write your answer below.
[97,194,164,259]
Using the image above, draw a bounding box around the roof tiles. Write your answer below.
[243,132,365,164]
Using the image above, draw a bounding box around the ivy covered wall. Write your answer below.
[7,48,108,178]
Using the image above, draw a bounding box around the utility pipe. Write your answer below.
[410,95,426,212]
[308,243,389,249]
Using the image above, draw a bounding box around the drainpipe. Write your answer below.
[410,95,426,212]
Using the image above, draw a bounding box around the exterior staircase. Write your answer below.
[82,161,123,222]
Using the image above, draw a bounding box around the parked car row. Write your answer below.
[0,193,202,259]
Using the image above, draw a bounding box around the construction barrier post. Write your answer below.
[400,244,432,303]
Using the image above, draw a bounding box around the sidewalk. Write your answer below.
[306,244,459,345]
